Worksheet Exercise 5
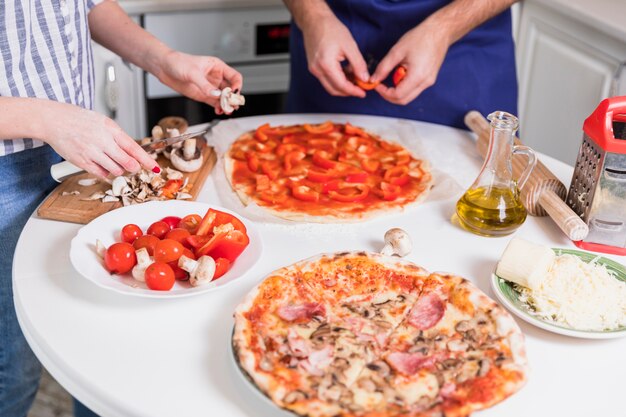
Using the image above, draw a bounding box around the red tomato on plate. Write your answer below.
[133,235,159,256]
[165,228,192,248]
[104,242,137,274]
[147,221,170,239]
[177,214,202,234]
[145,262,175,291]
[154,239,184,263]
[160,216,181,229]
[120,224,142,244]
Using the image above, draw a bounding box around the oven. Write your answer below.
[92,2,291,138]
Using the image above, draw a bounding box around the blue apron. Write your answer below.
[286,0,517,129]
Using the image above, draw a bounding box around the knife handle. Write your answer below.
[50,161,84,182]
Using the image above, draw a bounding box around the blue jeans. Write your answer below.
[0,145,61,416]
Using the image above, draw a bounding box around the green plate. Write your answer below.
[491,248,626,339]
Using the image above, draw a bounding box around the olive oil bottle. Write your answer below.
[456,111,536,237]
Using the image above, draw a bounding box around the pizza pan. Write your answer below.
[491,248,626,339]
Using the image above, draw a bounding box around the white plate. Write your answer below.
[70,200,262,298]
[491,248,626,339]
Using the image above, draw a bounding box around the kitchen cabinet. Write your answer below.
[516,0,626,166]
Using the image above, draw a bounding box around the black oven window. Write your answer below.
[256,23,290,55]
[146,93,287,130]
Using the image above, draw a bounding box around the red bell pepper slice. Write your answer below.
[283,151,306,172]
[307,168,337,183]
[196,208,247,236]
[328,184,370,202]
[395,151,411,165]
[246,152,259,172]
[384,166,410,186]
[213,258,231,280]
[393,65,407,86]
[254,123,270,142]
[259,191,288,204]
[196,230,250,263]
[186,235,211,249]
[345,171,369,184]
[260,161,279,180]
[277,143,306,157]
[380,140,403,152]
[312,151,337,170]
[255,174,270,191]
[322,179,341,194]
[344,123,368,137]
[303,121,334,134]
[161,179,183,199]
[372,182,401,201]
[291,184,320,202]
[360,159,380,174]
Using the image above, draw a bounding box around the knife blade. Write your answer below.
[50,119,221,182]
[142,128,208,152]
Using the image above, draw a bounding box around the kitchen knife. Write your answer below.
[50,121,218,182]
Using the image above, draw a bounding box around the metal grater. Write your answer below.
[566,96,626,255]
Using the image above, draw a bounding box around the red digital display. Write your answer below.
[256,23,290,55]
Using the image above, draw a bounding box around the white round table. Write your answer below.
[13,115,626,417]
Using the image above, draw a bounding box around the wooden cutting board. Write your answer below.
[38,146,217,224]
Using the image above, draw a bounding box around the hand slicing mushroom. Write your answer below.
[211,87,245,114]
[380,228,412,257]
[178,255,216,287]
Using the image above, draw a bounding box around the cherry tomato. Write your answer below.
[144,262,175,291]
[104,242,137,274]
[168,261,189,281]
[165,228,192,248]
[213,258,231,280]
[120,224,143,244]
[132,235,160,256]
[147,221,170,239]
[177,214,202,234]
[160,216,182,229]
[393,65,407,86]
[154,239,185,263]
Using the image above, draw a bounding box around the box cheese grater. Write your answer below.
[567,96,626,255]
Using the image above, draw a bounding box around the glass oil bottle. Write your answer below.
[456,111,537,236]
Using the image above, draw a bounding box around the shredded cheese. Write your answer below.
[517,254,626,331]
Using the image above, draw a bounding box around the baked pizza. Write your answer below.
[224,122,432,222]
[233,252,528,417]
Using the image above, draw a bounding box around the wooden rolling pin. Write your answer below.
[464,111,589,241]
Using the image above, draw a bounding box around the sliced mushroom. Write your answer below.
[357,378,377,392]
[446,339,469,352]
[81,191,106,201]
[158,116,188,134]
[380,228,412,257]
[165,167,184,180]
[78,178,98,186]
[215,87,246,114]
[259,355,274,372]
[366,360,391,378]
[283,390,307,404]
[102,195,119,203]
[111,176,128,196]
[95,239,107,258]
[62,190,80,196]
[478,358,491,377]
[455,320,472,332]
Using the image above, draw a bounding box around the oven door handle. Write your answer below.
[104,62,118,119]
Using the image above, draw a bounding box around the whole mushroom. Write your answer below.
[178,255,216,287]
[380,228,412,257]
[170,136,203,172]
[131,248,152,282]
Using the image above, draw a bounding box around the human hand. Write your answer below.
[43,102,158,178]
[157,51,243,114]
[371,20,451,105]
[300,13,369,98]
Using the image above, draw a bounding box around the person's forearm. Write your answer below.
[424,0,518,45]
[0,97,57,141]
[88,0,171,78]
[283,0,336,31]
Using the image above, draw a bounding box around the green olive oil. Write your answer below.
[456,186,527,237]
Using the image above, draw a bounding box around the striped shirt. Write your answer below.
[0,0,103,156]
